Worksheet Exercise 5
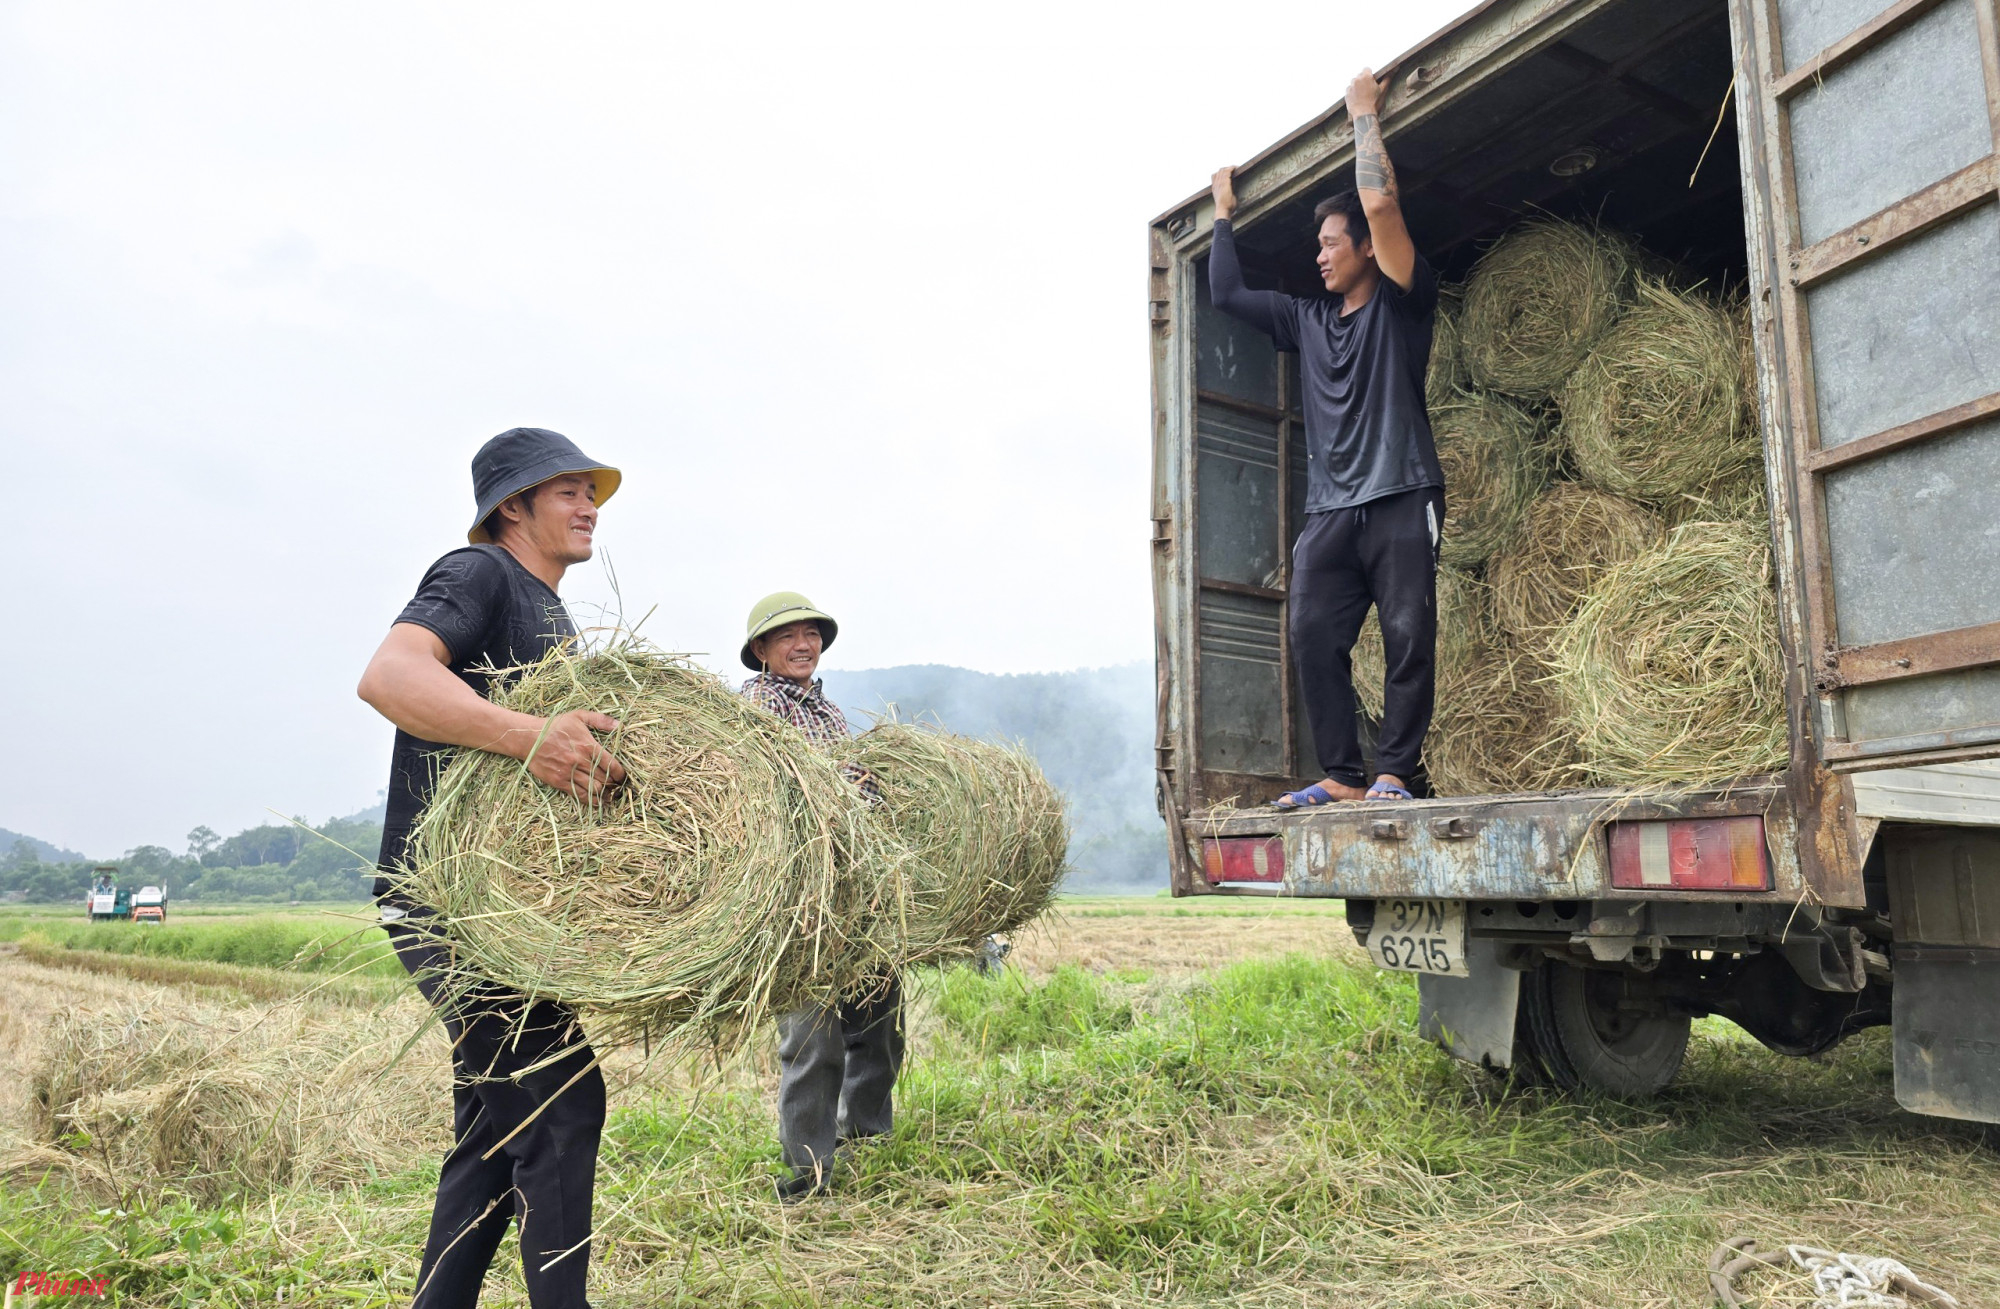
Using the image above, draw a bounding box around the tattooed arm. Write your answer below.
[1346,68,1418,291]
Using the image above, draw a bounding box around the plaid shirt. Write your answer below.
[742,673,880,800]
[742,673,852,750]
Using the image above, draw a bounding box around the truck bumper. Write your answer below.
[1183,780,1816,904]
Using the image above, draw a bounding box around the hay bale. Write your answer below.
[1559,276,1757,506]
[1351,566,1490,719]
[1349,572,1580,793]
[1547,521,1789,787]
[838,722,1069,951]
[1427,282,1468,409]
[1427,645,1580,795]
[25,999,448,1203]
[1662,467,1771,527]
[1434,391,1553,567]
[396,644,916,1053]
[1460,218,1635,398]
[1490,484,1665,652]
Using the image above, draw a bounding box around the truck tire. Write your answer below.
[1518,960,1688,1098]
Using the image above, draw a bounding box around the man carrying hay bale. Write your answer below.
[357,427,624,1309]
[1210,68,1444,807]
[739,591,904,1201]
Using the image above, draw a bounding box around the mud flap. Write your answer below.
[1418,937,1520,1071]
[1893,948,2000,1124]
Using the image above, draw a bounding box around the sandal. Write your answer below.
[1365,781,1414,801]
[1271,783,1341,810]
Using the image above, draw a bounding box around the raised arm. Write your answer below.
[1346,69,1417,291]
[358,622,625,803]
[1207,166,1292,338]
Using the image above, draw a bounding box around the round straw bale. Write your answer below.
[1489,483,1665,652]
[1426,645,1582,796]
[1427,281,1468,409]
[1434,391,1553,567]
[1547,521,1789,787]
[396,644,913,1051]
[1351,573,1583,794]
[1351,566,1491,719]
[838,722,1069,951]
[1559,276,1756,506]
[1460,218,1635,398]
[1662,466,1771,527]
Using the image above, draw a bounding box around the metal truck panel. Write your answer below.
[1746,0,2000,770]
[1852,757,2000,823]
[1785,0,1992,245]
[1803,209,2000,453]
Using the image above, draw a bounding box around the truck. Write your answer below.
[1149,0,2000,1120]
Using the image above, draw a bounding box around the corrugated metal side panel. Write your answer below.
[1851,758,2000,825]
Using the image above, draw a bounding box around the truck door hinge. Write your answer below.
[1151,508,1174,549]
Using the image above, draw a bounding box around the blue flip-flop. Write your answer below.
[1271,783,1340,810]
[1365,782,1414,801]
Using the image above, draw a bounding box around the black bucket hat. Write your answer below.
[467,427,621,544]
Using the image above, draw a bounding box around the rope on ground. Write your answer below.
[1710,1236,1960,1308]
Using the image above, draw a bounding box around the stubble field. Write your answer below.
[0,897,1994,1307]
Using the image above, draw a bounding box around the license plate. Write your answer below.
[1366,898,1469,976]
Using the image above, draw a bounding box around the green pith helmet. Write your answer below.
[741,591,838,671]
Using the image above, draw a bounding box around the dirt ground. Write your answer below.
[1008,903,1364,976]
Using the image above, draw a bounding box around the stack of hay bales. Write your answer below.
[1353,216,1783,793]
[392,645,1068,1059]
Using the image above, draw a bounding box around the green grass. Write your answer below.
[4,953,1995,1307]
[1,909,404,979]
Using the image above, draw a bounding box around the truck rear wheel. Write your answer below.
[1519,960,1688,1098]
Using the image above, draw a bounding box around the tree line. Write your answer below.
[2,813,384,904]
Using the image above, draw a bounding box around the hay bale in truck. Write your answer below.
[1148,0,2000,1117]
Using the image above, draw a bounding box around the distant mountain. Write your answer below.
[333,798,387,826]
[0,827,92,865]
[820,662,1166,894]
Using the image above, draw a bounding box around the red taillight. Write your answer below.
[1202,836,1285,884]
[1608,816,1770,891]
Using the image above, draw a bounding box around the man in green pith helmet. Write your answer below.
[739,591,904,1202]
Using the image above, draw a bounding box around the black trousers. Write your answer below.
[388,920,604,1309]
[1289,485,1444,787]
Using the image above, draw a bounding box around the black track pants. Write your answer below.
[388,920,604,1309]
[1289,485,1444,788]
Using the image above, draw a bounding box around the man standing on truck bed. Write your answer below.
[1210,68,1444,808]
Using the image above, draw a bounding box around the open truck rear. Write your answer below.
[1149,0,2000,1119]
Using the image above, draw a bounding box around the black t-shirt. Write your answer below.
[373,544,576,902]
[1209,218,1444,514]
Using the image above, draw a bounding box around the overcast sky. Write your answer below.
[2,0,1470,856]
